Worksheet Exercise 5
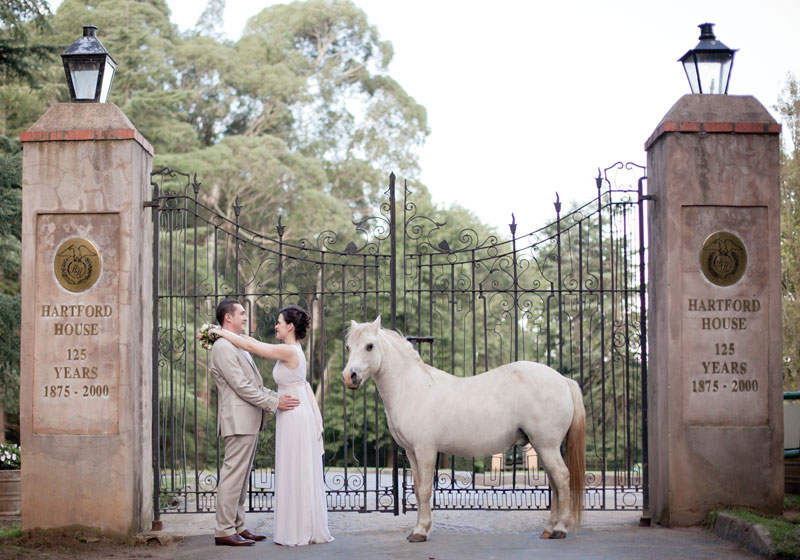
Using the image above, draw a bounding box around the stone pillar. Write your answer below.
[645,95,783,526]
[20,104,153,535]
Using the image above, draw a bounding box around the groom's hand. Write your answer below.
[277,395,301,410]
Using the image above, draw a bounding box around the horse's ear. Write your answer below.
[350,320,357,330]
[372,315,381,329]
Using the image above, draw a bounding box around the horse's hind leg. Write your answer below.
[540,474,559,539]
[406,448,436,543]
[536,445,571,539]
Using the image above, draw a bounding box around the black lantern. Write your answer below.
[61,25,117,103]
[678,23,736,95]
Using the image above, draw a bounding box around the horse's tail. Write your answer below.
[566,378,586,531]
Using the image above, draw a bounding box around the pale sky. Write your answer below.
[63,0,800,234]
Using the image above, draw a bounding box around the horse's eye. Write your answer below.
[345,345,349,353]
[366,343,374,351]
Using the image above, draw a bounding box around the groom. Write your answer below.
[210,299,300,546]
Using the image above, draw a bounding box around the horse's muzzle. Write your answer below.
[342,369,361,390]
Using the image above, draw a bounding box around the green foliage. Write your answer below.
[0,0,51,38]
[786,493,800,511]
[0,154,21,290]
[0,0,57,85]
[0,293,20,380]
[0,0,60,136]
[0,523,22,540]
[0,137,20,428]
[160,0,427,235]
[0,524,21,540]
[777,74,800,390]
[0,39,57,84]
[171,34,235,148]
[0,76,60,137]
[157,134,354,239]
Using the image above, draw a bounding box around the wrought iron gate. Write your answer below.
[150,162,648,521]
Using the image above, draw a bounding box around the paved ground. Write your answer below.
[150,509,761,559]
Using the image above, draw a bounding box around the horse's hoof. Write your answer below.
[407,533,427,543]
[539,530,551,539]
[549,530,567,539]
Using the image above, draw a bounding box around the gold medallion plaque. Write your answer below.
[700,231,747,287]
[53,237,101,292]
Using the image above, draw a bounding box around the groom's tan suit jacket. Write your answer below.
[209,332,279,537]
[209,335,279,436]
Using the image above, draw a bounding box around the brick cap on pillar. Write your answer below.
[645,94,781,151]
[20,102,154,155]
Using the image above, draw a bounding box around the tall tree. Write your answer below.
[0,136,21,442]
[172,34,235,148]
[152,0,429,240]
[223,0,428,211]
[777,74,800,391]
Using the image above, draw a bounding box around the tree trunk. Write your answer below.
[0,401,7,444]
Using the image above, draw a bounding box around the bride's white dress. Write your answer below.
[273,344,333,546]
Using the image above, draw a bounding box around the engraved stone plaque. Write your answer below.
[33,214,120,435]
[681,206,768,426]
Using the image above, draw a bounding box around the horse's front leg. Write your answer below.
[407,448,436,542]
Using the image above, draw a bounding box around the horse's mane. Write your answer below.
[378,327,428,369]
[379,327,436,384]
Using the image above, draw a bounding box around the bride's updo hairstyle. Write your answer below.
[279,305,310,340]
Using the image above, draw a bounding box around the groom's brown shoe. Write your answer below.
[239,529,267,541]
[215,534,255,546]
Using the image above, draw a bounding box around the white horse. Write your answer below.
[342,317,586,542]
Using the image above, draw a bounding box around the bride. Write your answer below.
[209,304,333,546]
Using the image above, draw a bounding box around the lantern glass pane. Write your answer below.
[99,58,116,103]
[68,59,101,100]
[682,58,700,94]
[694,52,733,94]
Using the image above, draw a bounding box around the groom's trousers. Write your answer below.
[215,433,258,537]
